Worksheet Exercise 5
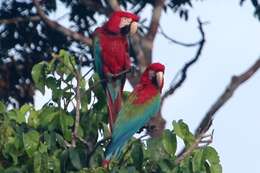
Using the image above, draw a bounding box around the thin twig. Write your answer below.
[0,16,41,24]
[159,25,201,47]
[175,131,213,164]
[82,67,94,79]
[161,18,206,106]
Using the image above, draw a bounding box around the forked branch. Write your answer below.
[176,57,260,163]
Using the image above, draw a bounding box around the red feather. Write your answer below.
[134,63,165,104]
[105,11,139,33]
[106,89,122,127]
[93,11,139,131]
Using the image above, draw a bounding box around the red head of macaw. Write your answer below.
[93,11,139,130]
[103,63,165,165]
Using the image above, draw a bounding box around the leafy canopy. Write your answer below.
[0,50,222,173]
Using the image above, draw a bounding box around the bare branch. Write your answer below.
[195,57,260,135]
[146,0,165,41]
[176,57,260,163]
[0,16,41,24]
[159,25,201,47]
[80,0,111,16]
[161,18,206,105]
[33,0,92,46]
[175,131,213,164]
[108,0,121,11]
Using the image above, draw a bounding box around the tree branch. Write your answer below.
[195,57,260,135]
[159,25,201,47]
[72,71,82,147]
[107,0,121,11]
[161,18,206,105]
[175,130,213,164]
[33,0,92,46]
[145,0,165,41]
[176,57,260,163]
[80,0,111,16]
[0,16,41,24]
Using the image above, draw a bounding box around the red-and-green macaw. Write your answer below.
[92,11,139,130]
[103,63,165,164]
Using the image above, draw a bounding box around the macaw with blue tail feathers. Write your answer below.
[103,63,165,166]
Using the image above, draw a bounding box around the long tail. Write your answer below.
[106,80,123,130]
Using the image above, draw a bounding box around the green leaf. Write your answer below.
[6,109,26,124]
[33,152,48,173]
[60,149,69,172]
[33,152,42,173]
[0,101,6,113]
[192,149,204,172]
[173,120,195,146]
[205,161,211,173]
[20,104,32,115]
[89,147,103,168]
[210,164,222,173]
[17,104,32,124]
[203,147,220,165]
[48,154,61,173]
[69,148,82,170]
[59,111,74,140]
[52,88,63,102]
[81,90,91,112]
[28,110,40,128]
[131,141,143,169]
[39,142,48,154]
[46,76,58,90]
[146,137,167,161]
[32,62,47,94]
[162,129,177,155]
[23,130,40,157]
[203,147,222,173]
[58,49,76,74]
[4,167,22,173]
[39,107,59,127]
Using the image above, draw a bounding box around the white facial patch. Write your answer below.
[119,17,133,28]
[148,70,156,80]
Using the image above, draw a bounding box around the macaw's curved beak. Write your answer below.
[156,71,164,90]
[130,21,138,35]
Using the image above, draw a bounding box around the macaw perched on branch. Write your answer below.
[93,11,139,130]
[103,63,165,165]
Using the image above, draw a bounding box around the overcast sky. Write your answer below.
[35,0,260,172]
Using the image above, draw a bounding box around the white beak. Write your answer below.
[156,72,164,88]
[130,21,138,35]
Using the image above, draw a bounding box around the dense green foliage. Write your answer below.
[0,0,198,106]
[1,0,258,106]
[0,50,221,173]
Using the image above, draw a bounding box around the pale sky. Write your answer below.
[35,0,260,172]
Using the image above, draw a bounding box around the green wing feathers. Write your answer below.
[93,36,104,82]
[105,92,161,159]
